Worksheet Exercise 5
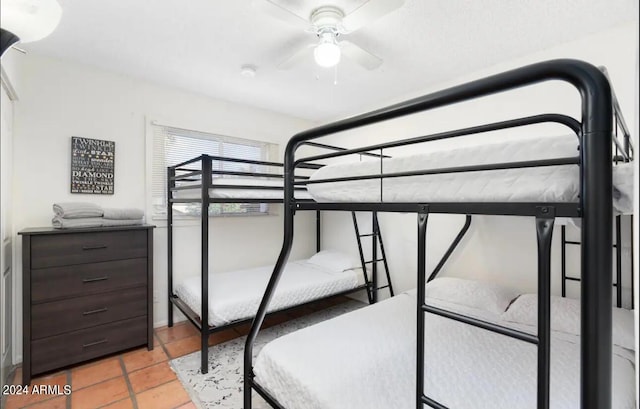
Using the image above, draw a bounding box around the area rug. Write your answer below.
[170,300,366,408]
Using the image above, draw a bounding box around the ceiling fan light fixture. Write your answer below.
[313,33,340,68]
[1,0,62,43]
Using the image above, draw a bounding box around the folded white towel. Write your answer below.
[102,208,144,220]
[52,216,103,229]
[53,202,103,219]
[102,218,143,227]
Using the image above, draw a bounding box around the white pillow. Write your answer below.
[306,250,354,272]
[425,277,520,315]
[502,294,635,351]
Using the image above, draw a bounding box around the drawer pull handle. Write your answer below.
[82,245,108,251]
[83,307,108,316]
[82,339,108,348]
[82,276,109,283]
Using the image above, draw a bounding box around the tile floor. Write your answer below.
[3,296,349,409]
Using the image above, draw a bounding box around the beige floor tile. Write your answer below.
[122,348,168,373]
[128,362,177,394]
[70,377,129,409]
[155,323,199,344]
[71,357,122,391]
[24,396,67,409]
[164,335,200,359]
[135,380,190,409]
[100,397,136,409]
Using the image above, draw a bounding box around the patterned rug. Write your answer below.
[170,300,366,408]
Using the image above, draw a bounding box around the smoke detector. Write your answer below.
[240,64,257,78]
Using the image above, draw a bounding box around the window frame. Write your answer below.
[147,119,280,223]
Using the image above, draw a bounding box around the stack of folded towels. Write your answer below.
[52,202,145,229]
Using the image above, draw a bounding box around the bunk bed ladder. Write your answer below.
[352,211,394,303]
[561,215,633,308]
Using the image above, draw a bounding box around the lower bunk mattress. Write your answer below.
[174,259,362,327]
[254,289,636,409]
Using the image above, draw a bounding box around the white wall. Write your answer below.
[319,23,638,303]
[10,53,316,361]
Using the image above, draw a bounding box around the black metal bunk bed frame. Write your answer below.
[166,149,391,374]
[243,59,633,409]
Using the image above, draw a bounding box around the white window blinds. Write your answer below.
[151,123,277,218]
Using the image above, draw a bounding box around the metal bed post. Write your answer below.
[561,225,566,298]
[579,70,613,409]
[168,166,175,327]
[536,206,555,409]
[200,155,212,374]
[243,141,298,409]
[371,212,379,303]
[631,215,635,309]
[416,207,429,409]
[316,210,321,253]
[615,215,622,308]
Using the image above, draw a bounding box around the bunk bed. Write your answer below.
[243,59,636,409]
[167,150,394,374]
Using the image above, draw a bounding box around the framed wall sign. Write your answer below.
[70,136,115,194]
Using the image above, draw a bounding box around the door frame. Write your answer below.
[0,66,17,391]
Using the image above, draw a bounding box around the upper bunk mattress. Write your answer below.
[173,177,312,200]
[307,135,634,213]
[174,260,361,327]
[254,291,636,409]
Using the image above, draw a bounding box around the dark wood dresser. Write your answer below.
[19,225,154,384]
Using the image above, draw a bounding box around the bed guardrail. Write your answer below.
[599,66,633,162]
[244,59,617,409]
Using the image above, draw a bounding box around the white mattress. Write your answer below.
[308,136,635,214]
[174,260,361,326]
[254,291,636,409]
[173,177,312,200]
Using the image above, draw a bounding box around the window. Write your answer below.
[151,123,277,218]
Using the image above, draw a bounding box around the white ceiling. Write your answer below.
[21,0,638,121]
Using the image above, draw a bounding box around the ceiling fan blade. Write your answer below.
[252,0,310,29]
[341,0,405,32]
[277,44,314,70]
[340,40,382,70]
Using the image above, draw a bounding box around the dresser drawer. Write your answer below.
[30,230,147,268]
[31,316,147,374]
[32,286,147,340]
[31,258,147,303]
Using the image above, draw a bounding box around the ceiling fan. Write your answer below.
[252,0,405,70]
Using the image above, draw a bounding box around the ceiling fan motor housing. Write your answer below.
[310,6,345,35]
